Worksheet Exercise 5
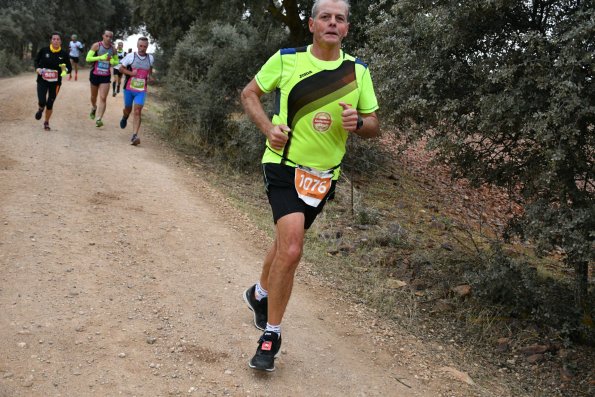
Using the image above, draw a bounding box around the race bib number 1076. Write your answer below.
[294,166,333,207]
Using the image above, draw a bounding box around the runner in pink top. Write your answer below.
[85,30,118,127]
[118,37,154,146]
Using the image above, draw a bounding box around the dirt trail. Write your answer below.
[0,74,504,396]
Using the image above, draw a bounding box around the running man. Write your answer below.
[118,37,154,146]
[112,41,125,97]
[68,34,84,81]
[34,32,72,131]
[240,0,379,371]
[86,30,118,127]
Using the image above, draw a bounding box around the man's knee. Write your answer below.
[277,240,303,265]
[287,242,303,260]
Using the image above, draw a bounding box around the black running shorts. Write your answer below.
[89,70,111,86]
[263,163,336,229]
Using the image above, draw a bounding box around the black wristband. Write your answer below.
[356,115,364,130]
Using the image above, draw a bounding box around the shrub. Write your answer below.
[0,49,24,77]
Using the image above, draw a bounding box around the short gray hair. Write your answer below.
[311,0,351,19]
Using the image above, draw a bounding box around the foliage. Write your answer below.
[343,137,393,176]
[367,0,594,309]
[163,20,285,168]
[0,0,133,59]
[132,0,205,62]
[133,0,274,71]
[0,50,26,77]
[465,245,592,343]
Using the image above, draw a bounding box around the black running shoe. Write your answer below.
[243,285,267,330]
[249,331,281,371]
[120,116,128,129]
[35,108,43,120]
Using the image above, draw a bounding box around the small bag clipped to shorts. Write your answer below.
[294,165,334,207]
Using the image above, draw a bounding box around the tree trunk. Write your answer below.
[574,259,590,313]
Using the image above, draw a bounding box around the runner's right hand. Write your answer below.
[267,125,290,150]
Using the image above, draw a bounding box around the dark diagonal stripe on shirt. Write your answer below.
[286,61,356,129]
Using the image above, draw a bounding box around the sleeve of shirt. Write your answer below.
[357,67,379,114]
[254,51,282,93]
[120,53,134,67]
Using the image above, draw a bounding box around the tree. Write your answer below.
[262,0,389,50]
[0,0,133,59]
[367,0,593,317]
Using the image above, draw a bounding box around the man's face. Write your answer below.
[103,31,113,43]
[309,0,349,48]
[137,40,149,55]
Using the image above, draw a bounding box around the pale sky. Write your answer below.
[120,33,157,54]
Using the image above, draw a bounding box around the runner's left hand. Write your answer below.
[339,102,358,132]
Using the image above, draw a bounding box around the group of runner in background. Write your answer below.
[33,30,154,146]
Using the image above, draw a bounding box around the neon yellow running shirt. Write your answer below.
[255,45,379,178]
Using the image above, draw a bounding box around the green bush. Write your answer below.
[0,49,24,77]
[342,137,393,176]
[163,20,284,170]
[465,246,593,343]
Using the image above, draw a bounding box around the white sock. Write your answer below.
[265,323,281,336]
[255,283,268,301]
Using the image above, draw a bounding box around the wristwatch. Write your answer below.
[356,115,364,130]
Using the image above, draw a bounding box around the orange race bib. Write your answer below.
[294,166,333,207]
[42,70,58,82]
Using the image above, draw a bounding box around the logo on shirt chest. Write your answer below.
[312,112,332,133]
[299,71,313,79]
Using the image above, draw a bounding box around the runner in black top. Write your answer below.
[34,32,72,131]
